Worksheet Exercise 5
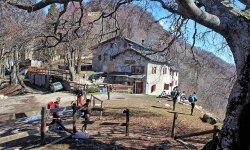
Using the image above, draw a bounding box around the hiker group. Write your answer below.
[171,86,197,115]
[46,89,92,132]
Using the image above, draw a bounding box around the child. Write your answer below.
[80,99,91,131]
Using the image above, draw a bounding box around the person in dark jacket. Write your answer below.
[171,86,180,111]
[188,92,197,115]
[80,99,91,131]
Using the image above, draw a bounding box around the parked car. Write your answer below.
[50,82,63,92]
[88,72,107,81]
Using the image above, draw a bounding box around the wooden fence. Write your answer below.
[28,66,70,80]
[90,94,104,120]
[171,112,219,141]
[112,84,133,93]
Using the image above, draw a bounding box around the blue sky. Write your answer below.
[144,1,240,64]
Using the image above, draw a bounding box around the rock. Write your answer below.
[195,105,202,111]
[72,131,89,139]
[158,100,161,103]
[0,95,5,99]
[202,113,217,125]
[164,103,170,107]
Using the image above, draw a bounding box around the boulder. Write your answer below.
[164,103,170,107]
[202,113,218,125]
[195,105,203,111]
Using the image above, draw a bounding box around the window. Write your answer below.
[110,56,113,61]
[98,55,102,61]
[152,67,157,74]
[164,84,169,90]
[110,43,114,48]
[176,72,178,76]
[163,68,167,74]
[151,85,156,93]
[124,42,128,48]
[124,60,135,64]
[170,71,173,76]
[103,53,108,61]
[131,66,144,74]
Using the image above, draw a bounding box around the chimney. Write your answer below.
[141,40,145,45]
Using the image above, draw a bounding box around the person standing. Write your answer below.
[188,92,197,115]
[47,97,62,126]
[171,86,180,111]
[180,91,186,102]
[80,99,92,131]
[54,97,61,108]
[76,89,84,107]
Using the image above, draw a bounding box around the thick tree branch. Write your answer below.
[5,0,81,12]
[176,0,221,31]
[150,0,222,32]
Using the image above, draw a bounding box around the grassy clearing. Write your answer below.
[102,95,213,132]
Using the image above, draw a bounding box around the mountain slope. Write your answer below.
[86,1,235,119]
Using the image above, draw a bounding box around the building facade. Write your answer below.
[92,36,178,95]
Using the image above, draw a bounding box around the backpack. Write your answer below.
[189,96,197,103]
[171,90,179,99]
[188,96,193,103]
[171,90,176,97]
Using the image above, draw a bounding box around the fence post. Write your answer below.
[99,101,103,120]
[107,91,110,100]
[123,109,130,136]
[171,112,178,138]
[86,84,89,94]
[40,107,46,145]
[72,103,77,133]
[84,85,87,101]
[93,97,96,108]
[213,125,218,138]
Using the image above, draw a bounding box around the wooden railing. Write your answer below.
[28,66,70,80]
[171,112,219,140]
[90,94,104,120]
[112,84,133,93]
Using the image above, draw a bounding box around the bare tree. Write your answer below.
[4,0,250,149]
[0,2,43,87]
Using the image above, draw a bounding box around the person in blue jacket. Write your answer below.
[188,92,197,115]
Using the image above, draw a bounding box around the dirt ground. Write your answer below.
[0,92,214,150]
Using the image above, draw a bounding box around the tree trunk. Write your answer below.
[217,29,250,149]
[10,48,19,85]
[67,48,76,81]
[0,43,5,79]
[76,49,82,74]
[68,65,76,81]
[0,62,5,79]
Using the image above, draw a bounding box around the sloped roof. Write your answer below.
[91,36,147,50]
[92,36,178,71]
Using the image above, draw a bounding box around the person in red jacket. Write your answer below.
[76,89,84,107]
[47,97,61,109]
[47,97,62,125]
